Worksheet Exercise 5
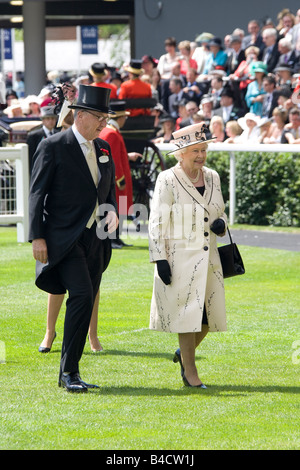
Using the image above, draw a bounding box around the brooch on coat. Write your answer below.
[99,148,109,163]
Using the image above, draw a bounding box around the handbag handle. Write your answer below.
[227,227,233,244]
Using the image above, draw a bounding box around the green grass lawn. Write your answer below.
[0,227,299,450]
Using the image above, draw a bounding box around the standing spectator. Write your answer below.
[245,61,268,116]
[157,37,179,111]
[275,38,299,70]
[212,87,244,123]
[201,37,228,77]
[261,74,278,118]
[179,100,199,128]
[168,78,190,119]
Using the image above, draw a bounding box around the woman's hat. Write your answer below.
[167,122,216,155]
[251,61,268,74]
[238,112,260,129]
[195,32,214,45]
[124,59,144,75]
[108,100,130,117]
[208,37,222,47]
[68,84,115,115]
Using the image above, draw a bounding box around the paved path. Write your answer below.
[223,229,300,252]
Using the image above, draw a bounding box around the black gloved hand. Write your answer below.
[156,260,172,285]
[210,218,225,235]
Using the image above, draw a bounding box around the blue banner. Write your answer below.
[81,26,98,55]
[4,29,12,60]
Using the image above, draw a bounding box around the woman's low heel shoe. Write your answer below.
[182,374,207,389]
[173,348,184,377]
[38,332,56,353]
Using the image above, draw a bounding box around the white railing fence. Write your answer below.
[157,143,300,225]
[0,144,29,242]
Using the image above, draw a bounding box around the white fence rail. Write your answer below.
[0,144,29,242]
[157,143,300,225]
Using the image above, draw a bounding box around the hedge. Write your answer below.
[163,151,300,227]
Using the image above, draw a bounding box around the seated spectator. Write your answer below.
[23,95,41,118]
[209,75,224,109]
[179,100,199,128]
[182,68,202,105]
[281,106,300,142]
[212,86,244,123]
[261,74,278,118]
[257,117,273,142]
[276,38,299,70]
[152,114,176,143]
[274,64,294,87]
[263,107,287,143]
[224,119,243,142]
[3,99,25,119]
[245,61,268,115]
[242,19,265,59]
[198,94,214,125]
[277,86,293,112]
[192,32,214,74]
[278,11,295,38]
[209,115,226,142]
[178,40,198,76]
[226,35,246,74]
[168,77,191,118]
[230,46,260,91]
[200,37,228,78]
[141,55,158,79]
[262,28,280,73]
[237,112,261,142]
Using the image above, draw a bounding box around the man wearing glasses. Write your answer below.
[29,85,118,392]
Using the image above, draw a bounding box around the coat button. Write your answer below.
[204,246,208,251]
[204,231,209,237]
[204,217,208,222]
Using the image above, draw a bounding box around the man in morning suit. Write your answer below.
[29,85,119,392]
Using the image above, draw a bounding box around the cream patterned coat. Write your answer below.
[149,163,227,333]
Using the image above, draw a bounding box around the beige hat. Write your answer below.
[238,112,260,129]
[168,122,216,154]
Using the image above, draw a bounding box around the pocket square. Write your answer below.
[99,155,109,163]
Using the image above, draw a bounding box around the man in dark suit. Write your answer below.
[226,35,246,74]
[261,28,280,73]
[242,19,265,59]
[211,87,244,123]
[168,77,192,118]
[27,106,58,175]
[29,85,118,392]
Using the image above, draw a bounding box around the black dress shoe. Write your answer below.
[73,373,100,389]
[58,373,88,393]
[38,332,56,353]
[182,374,207,389]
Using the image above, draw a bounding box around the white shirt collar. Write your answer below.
[72,123,93,147]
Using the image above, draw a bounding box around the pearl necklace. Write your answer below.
[187,169,200,183]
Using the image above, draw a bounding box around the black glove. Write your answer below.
[210,218,225,235]
[156,260,172,285]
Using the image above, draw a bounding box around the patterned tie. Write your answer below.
[84,141,98,186]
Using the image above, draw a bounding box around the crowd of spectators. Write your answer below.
[1,7,300,146]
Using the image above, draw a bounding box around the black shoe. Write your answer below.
[38,332,56,353]
[58,373,88,393]
[111,239,123,249]
[173,348,184,377]
[182,374,207,389]
[73,373,100,389]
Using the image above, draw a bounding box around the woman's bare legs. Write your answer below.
[39,290,103,352]
[88,290,103,352]
[178,325,209,386]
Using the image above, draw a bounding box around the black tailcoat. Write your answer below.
[29,127,117,294]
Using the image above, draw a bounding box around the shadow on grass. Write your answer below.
[88,384,300,397]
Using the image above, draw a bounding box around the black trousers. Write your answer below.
[57,223,104,378]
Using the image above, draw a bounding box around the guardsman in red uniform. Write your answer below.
[90,62,118,100]
[119,59,152,116]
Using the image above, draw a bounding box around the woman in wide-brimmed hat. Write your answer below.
[148,122,228,389]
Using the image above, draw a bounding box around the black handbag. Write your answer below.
[218,228,245,278]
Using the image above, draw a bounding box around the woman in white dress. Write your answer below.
[148,123,228,388]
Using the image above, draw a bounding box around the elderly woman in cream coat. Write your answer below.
[148,123,227,388]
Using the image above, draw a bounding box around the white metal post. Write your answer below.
[14,144,29,242]
[229,151,236,225]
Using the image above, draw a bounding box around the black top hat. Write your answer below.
[125,59,144,75]
[220,86,234,98]
[68,85,115,114]
[108,100,130,117]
